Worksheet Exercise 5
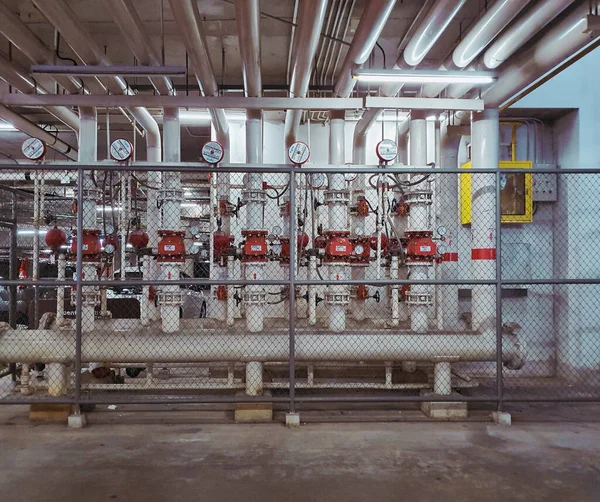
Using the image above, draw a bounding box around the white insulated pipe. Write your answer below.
[0,328,525,368]
[56,254,66,321]
[433,361,452,395]
[483,2,600,108]
[470,109,499,330]
[284,0,328,148]
[234,0,262,98]
[333,0,397,98]
[308,254,317,325]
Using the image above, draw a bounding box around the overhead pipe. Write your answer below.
[422,0,532,98]
[103,0,175,96]
[284,0,328,149]
[0,53,80,132]
[31,0,162,162]
[0,1,81,94]
[483,2,600,108]
[0,104,77,160]
[0,327,525,369]
[352,0,467,163]
[333,0,397,98]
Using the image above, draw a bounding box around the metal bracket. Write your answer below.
[404,189,433,206]
[405,292,433,306]
[157,292,184,306]
[324,189,350,205]
[242,291,267,304]
[241,189,267,205]
[325,292,350,305]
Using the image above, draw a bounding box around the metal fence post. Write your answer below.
[289,169,296,413]
[495,170,503,411]
[74,167,84,405]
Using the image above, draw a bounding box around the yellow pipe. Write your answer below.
[500,121,525,161]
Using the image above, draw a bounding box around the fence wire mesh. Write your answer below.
[0,165,598,410]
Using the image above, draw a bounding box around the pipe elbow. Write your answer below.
[502,323,527,370]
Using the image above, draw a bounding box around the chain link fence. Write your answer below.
[0,164,598,412]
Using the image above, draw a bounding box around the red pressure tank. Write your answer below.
[369,232,389,252]
[45,226,67,251]
[324,232,353,262]
[213,230,233,256]
[129,228,149,249]
[280,232,309,262]
[70,229,102,261]
[314,234,327,249]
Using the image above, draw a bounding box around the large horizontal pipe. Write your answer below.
[0,328,525,368]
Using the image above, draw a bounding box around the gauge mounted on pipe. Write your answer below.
[201,141,224,164]
[344,163,358,182]
[110,139,134,162]
[104,243,116,254]
[22,137,46,161]
[307,173,327,189]
[375,139,398,163]
[288,141,310,165]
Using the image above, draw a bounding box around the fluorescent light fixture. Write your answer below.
[96,206,122,212]
[353,69,496,85]
[17,229,47,236]
[0,121,17,131]
[179,109,247,123]
[31,64,186,77]
[181,202,200,208]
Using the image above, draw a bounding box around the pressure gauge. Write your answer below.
[197,233,209,243]
[104,244,116,254]
[105,224,115,235]
[201,141,224,164]
[375,139,397,163]
[272,226,282,236]
[188,244,200,255]
[22,138,46,161]
[288,141,310,165]
[354,226,364,236]
[354,243,365,255]
[437,243,448,256]
[344,166,358,183]
[436,225,447,237]
[308,173,326,189]
[110,139,133,162]
[188,225,200,237]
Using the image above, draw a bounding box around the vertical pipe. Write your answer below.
[47,363,67,396]
[495,170,503,411]
[33,173,40,328]
[434,361,452,395]
[56,253,65,321]
[471,109,499,330]
[8,197,17,329]
[308,254,317,325]
[74,167,84,404]
[289,169,297,412]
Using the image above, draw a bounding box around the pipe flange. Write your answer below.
[324,189,350,205]
[157,292,184,306]
[325,292,350,305]
[405,292,433,306]
[81,187,100,201]
[242,189,267,205]
[159,188,184,202]
[404,189,433,206]
[81,291,100,307]
[242,291,267,304]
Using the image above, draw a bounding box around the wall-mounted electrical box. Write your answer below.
[532,168,558,202]
[460,161,533,224]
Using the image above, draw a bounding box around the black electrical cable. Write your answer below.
[131,173,160,190]
[376,41,386,69]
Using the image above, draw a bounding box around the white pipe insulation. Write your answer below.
[470,109,499,330]
[0,327,525,368]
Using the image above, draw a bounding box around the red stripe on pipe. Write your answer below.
[471,248,496,260]
[442,252,459,262]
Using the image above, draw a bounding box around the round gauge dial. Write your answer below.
[376,139,398,163]
[188,226,200,236]
[188,244,200,255]
[104,244,116,254]
[437,225,447,237]
[110,139,133,161]
[437,244,448,256]
[308,173,326,189]
[104,225,115,235]
[354,226,364,236]
[344,167,358,182]
[22,138,46,161]
[354,244,365,255]
[288,141,310,165]
[201,141,224,164]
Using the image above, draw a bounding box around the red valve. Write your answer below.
[396,200,410,216]
[214,230,233,257]
[157,230,186,262]
[71,229,102,261]
[242,230,268,262]
[218,199,228,216]
[356,284,369,301]
[357,199,369,216]
[149,286,157,301]
[216,285,228,301]
[129,228,149,249]
[314,235,327,249]
[406,236,436,261]
[45,226,67,251]
[324,232,353,262]
[400,284,410,301]
[369,232,389,252]
[280,232,309,262]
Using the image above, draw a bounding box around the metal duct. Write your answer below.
[103,0,175,95]
[234,0,262,98]
[333,0,397,98]
[284,0,328,149]
[0,53,80,132]
[31,0,162,161]
[168,0,229,154]
[352,0,466,163]
[0,104,77,160]
[483,2,599,108]
[0,0,81,94]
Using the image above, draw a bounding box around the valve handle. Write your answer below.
[315,295,324,305]
[372,291,381,303]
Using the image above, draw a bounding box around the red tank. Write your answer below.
[128,228,149,249]
[45,226,67,251]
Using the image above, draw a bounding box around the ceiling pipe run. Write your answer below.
[31,0,162,161]
[483,1,600,108]
[0,104,77,160]
[234,0,262,98]
[168,0,229,156]
[0,54,80,132]
[353,0,467,164]
[103,0,175,96]
[284,0,328,149]
[0,1,81,94]
[422,0,532,98]
[333,0,397,98]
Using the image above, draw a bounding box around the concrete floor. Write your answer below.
[0,407,599,501]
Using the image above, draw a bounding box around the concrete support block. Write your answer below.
[420,391,468,419]
[285,412,300,428]
[29,404,72,423]
[492,411,512,426]
[234,391,273,423]
[67,413,87,428]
